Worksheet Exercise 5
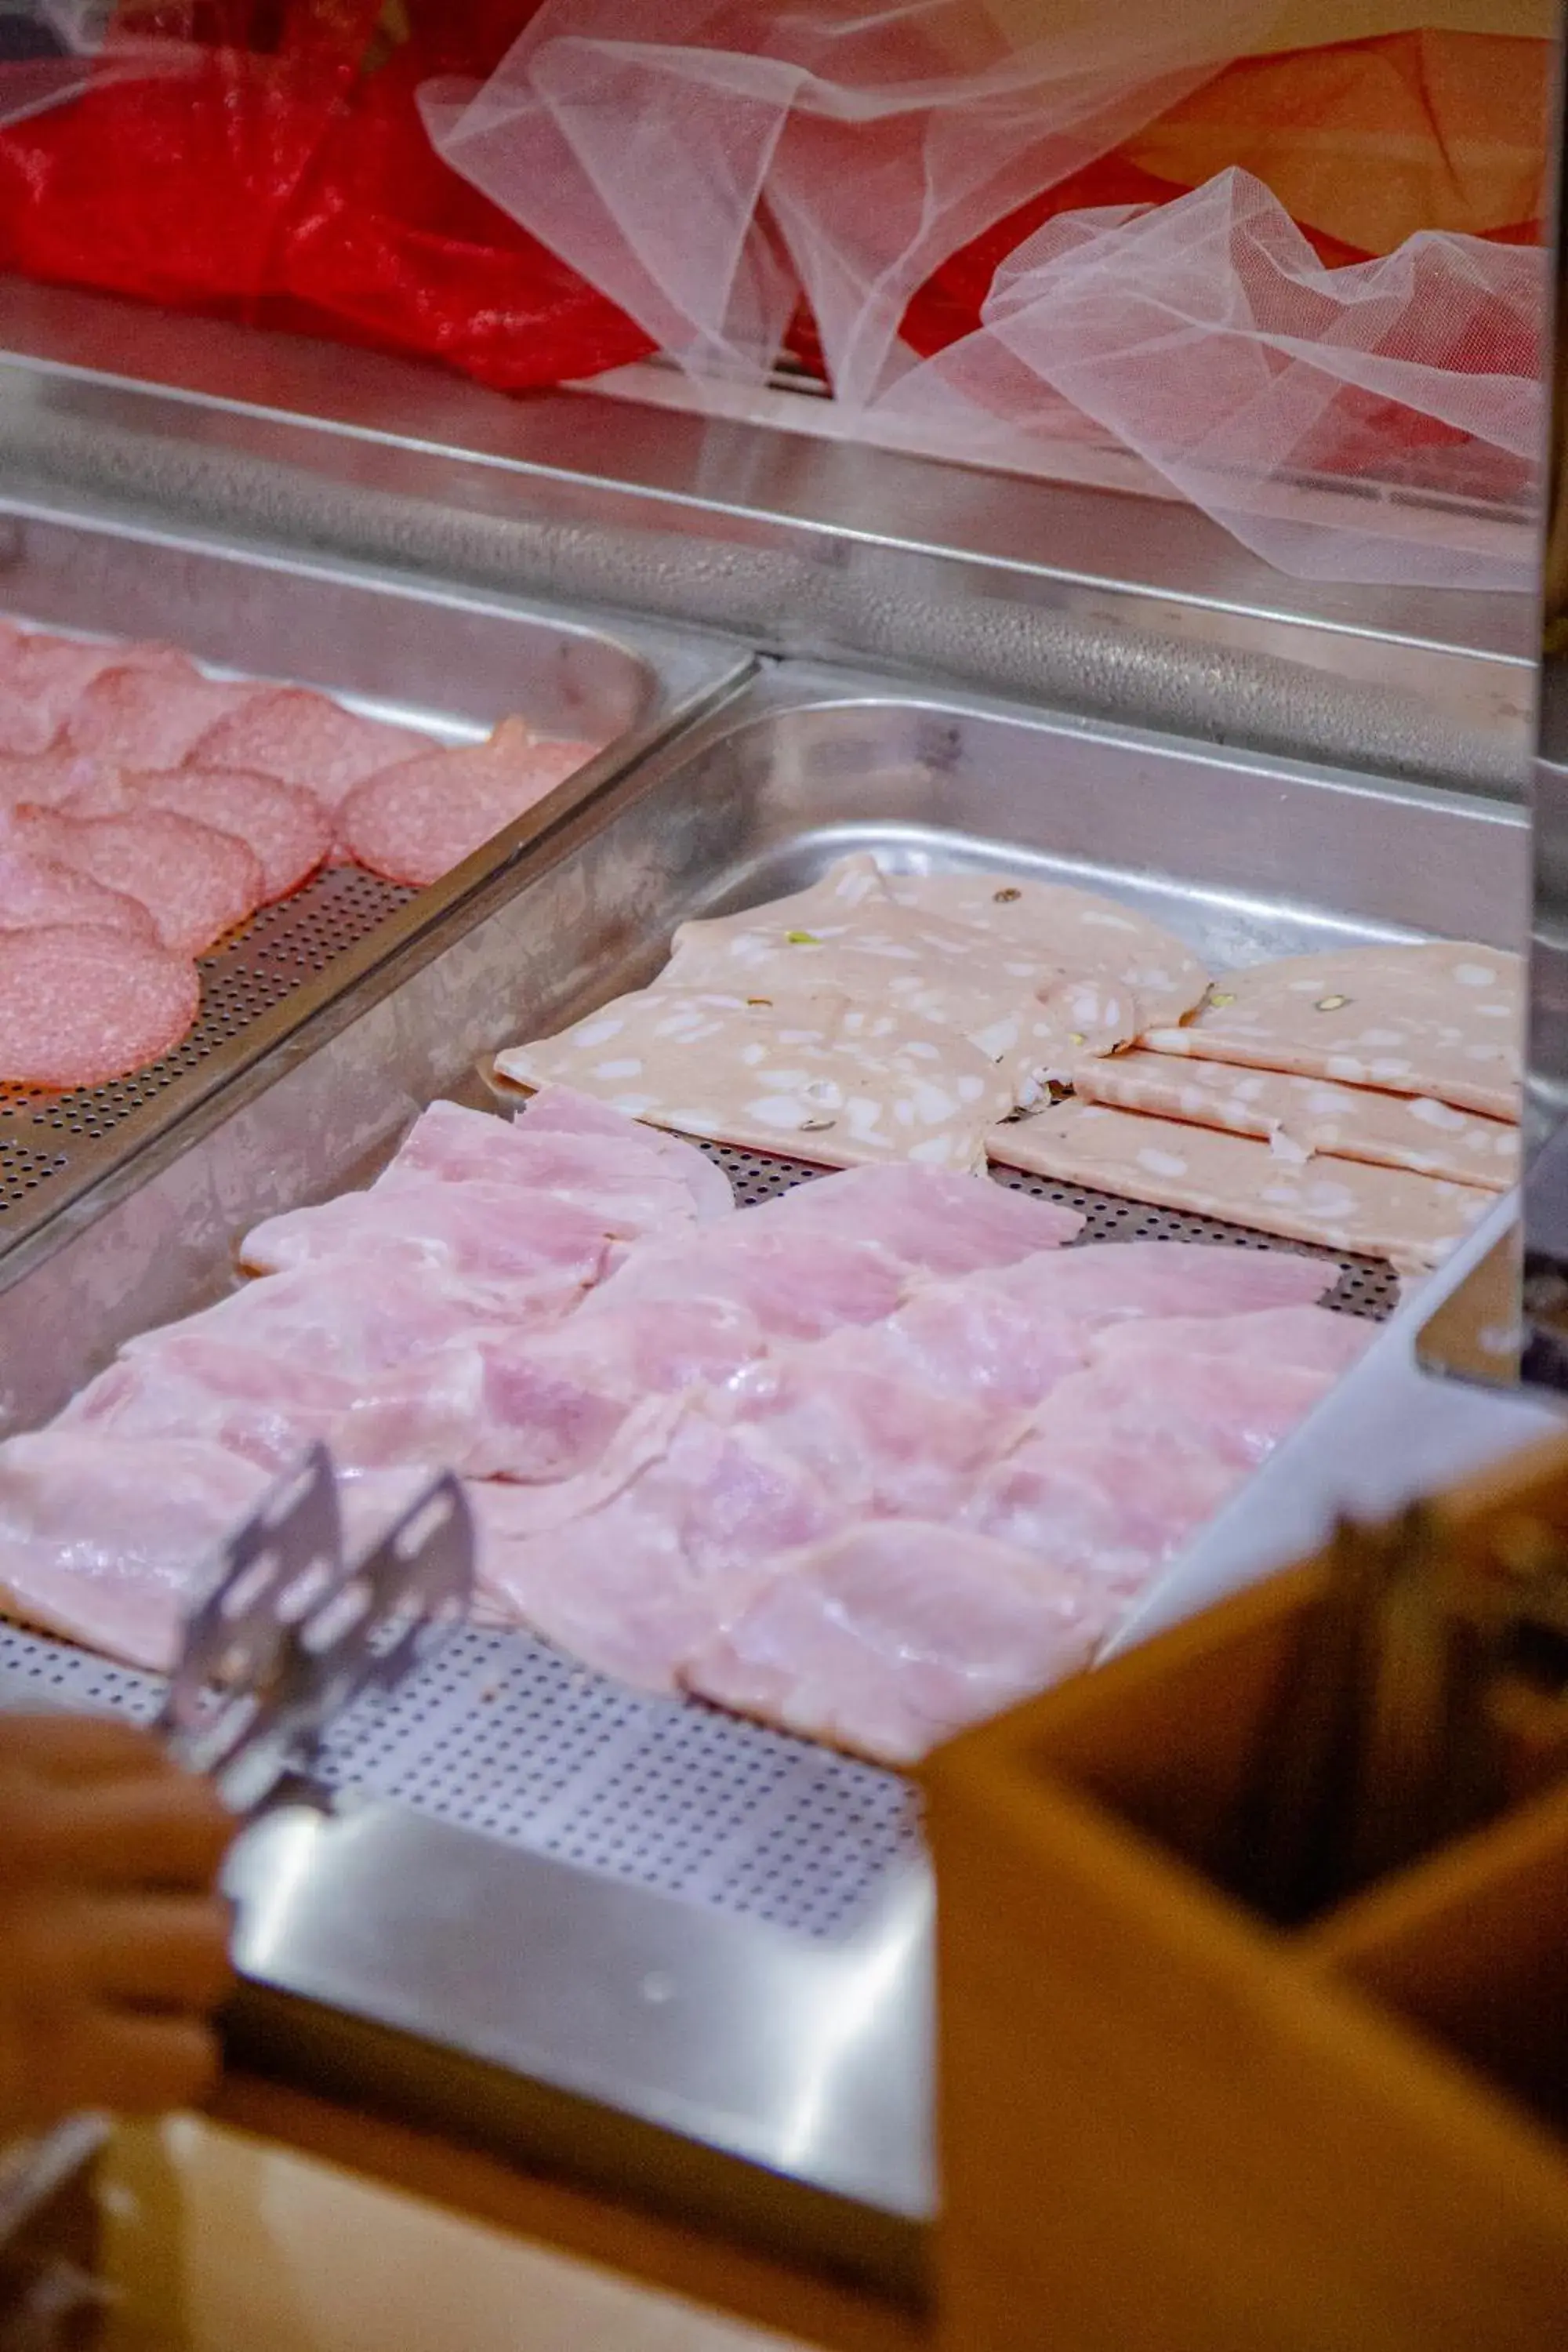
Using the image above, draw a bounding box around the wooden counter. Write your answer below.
[7,2074,925,2352]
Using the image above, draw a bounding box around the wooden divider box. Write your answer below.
[924,1436,1568,2352]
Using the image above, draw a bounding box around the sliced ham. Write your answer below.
[1092,1305,1375,1380]
[989,1099,1490,1272]
[238,1174,626,1296]
[749,1161,1082,1270]
[471,1406,843,1693]
[1076,1048,1519,1189]
[515,1085,735,1224]
[715,1355,1022,1523]
[0,848,158,944]
[0,1432,270,1671]
[500,986,1013,1174]
[586,1223,909,1343]
[0,924,200,1087]
[682,1521,1112,1765]
[64,666,262,770]
[62,1329,491,1482]
[339,719,600,887]
[1141,942,1521,1120]
[469,1297,766,1482]
[15,805,263,957]
[976,1236,1333,1321]
[191,688,436,809]
[381,1095,732,1231]
[63,765,332,905]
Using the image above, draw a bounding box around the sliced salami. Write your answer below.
[0,636,191,758]
[0,924,201,1087]
[192,688,436,808]
[63,766,331,904]
[16,807,263,956]
[0,748,125,811]
[65,664,262,771]
[0,848,158,944]
[340,719,599,887]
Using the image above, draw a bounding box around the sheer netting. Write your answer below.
[422,0,1273,405]
[426,7,1546,588]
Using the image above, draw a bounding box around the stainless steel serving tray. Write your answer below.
[0,663,1542,2294]
[0,492,750,1272]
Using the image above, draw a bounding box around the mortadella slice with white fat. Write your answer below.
[1140,943,1521,1119]
[1076,1050,1519,1189]
[986,1098,1492,1272]
[497,986,1014,1173]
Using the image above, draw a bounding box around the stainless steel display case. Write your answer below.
[0,664,1541,2292]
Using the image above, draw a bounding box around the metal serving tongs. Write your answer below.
[0,1446,474,2268]
[158,1443,474,1808]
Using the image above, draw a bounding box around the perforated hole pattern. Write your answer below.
[0,1139,1396,1940]
[0,868,414,1202]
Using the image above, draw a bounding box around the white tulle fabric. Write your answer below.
[423,4,1544,587]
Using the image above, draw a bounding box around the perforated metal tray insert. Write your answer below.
[0,868,415,1205]
[0,1141,1396,1940]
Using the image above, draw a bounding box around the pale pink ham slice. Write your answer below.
[976,1236,1332,1322]
[1079,1049,1519,1189]
[739,1161,1082,1271]
[0,636,191,758]
[585,1223,909,1343]
[1091,1305,1375,1380]
[963,1439,1245,1600]
[63,1328,491,1480]
[715,1356,1023,1523]
[339,720,602,887]
[682,1522,1112,1765]
[63,765,332,905]
[238,1174,625,1294]
[0,925,200,1087]
[471,1406,844,1692]
[469,1297,766,1482]
[964,1343,1340,1594]
[0,848,158,944]
[379,1096,730,1233]
[0,1432,270,1671]
[514,1086,735,1224]
[1141,942,1521,1120]
[191,688,435,809]
[815,1287,1091,1411]
[136,1255,577,1388]
[64,665,262,769]
[988,1099,1490,1272]
[499,985,1014,1174]
[15,805,263,957]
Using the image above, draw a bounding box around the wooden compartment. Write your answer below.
[924,1436,1568,2352]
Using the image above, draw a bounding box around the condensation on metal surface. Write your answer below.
[0,866,415,1211]
[0,1136,1396,1936]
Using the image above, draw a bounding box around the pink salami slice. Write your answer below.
[340,719,600,887]
[192,688,437,808]
[63,765,331,905]
[16,807,263,957]
[0,636,192,757]
[64,664,262,771]
[0,924,201,1087]
[0,748,124,810]
[0,848,158,944]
